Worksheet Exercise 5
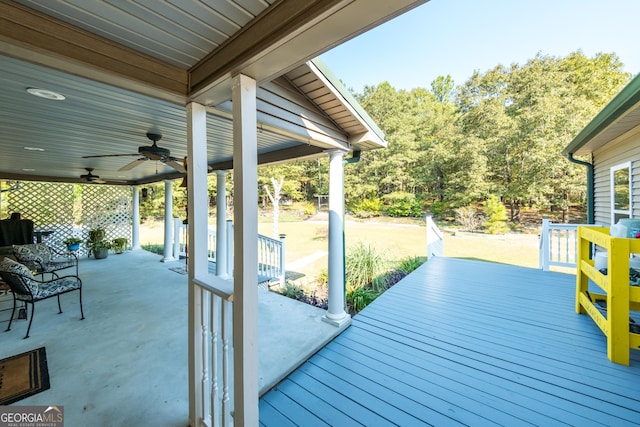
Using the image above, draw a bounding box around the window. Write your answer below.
[611,162,632,224]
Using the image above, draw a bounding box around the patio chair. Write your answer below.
[13,243,78,278]
[0,257,84,339]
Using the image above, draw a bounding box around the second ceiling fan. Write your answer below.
[82,133,186,173]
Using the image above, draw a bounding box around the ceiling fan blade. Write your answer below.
[82,153,139,159]
[165,160,186,173]
[118,158,147,171]
[93,179,107,184]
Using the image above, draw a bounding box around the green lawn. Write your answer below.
[141,216,542,282]
[259,219,541,281]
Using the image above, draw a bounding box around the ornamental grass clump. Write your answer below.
[345,242,386,290]
[345,242,388,313]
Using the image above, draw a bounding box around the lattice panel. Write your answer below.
[81,185,132,246]
[1,181,132,256]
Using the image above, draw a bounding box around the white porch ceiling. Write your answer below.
[0,0,427,185]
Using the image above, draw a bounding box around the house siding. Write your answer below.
[593,125,640,225]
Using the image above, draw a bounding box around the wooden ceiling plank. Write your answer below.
[1,1,188,96]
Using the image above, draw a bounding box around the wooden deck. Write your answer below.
[259,257,640,426]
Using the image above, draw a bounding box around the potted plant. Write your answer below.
[87,227,112,259]
[62,237,83,252]
[112,237,128,254]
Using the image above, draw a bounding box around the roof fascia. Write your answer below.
[563,73,640,155]
[309,58,386,147]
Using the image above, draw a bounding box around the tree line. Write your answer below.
[138,52,630,224]
[260,51,630,223]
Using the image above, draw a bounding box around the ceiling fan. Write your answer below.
[80,168,106,184]
[82,133,186,173]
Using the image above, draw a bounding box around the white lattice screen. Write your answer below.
[0,181,132,256]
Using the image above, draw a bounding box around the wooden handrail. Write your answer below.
[576,226,640,365]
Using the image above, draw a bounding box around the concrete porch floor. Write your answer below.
[0,249,346,426]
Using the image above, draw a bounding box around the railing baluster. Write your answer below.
[211,294,221,427]
[200,287,211,425]
[222,298,232,426]
[279,234,286,286]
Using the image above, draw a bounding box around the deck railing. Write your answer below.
[193,276,234,426]
[575,226,640,365]
[539,217,600,271]
[173,218,285,285]
[426,214,444,258]
[257,233,286,286]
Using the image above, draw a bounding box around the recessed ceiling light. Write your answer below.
[22,168,35,172]
[26,87,66,100]
[24,146,45,151]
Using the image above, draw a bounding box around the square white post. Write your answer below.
[232,73,259,426]
[215,170,229,277]
[187,102,208,426]
[162,179,175,262]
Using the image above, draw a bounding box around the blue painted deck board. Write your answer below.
[260,257,640,426]
[286,369,394,426]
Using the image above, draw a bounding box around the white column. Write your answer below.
[162,180,175,262]
[323,149,351,328]
[173,218,181,260]
[232,73,259,426]
[215,170,228,278]
[131,185,141,250]
[187,102,208,426]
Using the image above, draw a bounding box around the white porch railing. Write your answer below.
[193,276,234,427]
[426,214,444,258]
[539,217,600,271]
[173,218,286,285]
[257,233,286,286]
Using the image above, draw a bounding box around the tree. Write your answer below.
[457,52,630,221]
[264,177,283,238]
[483,195,509,234]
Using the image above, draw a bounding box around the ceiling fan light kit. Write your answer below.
[81,133,186,173]
[80,167,106,184]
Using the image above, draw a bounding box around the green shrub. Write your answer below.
[484,195,510,234]
[397,256,426,273]
[382,192,424,218]
[317,269,328,286]
[289,201,316,216]
[281,282,305,300]
[301,201,316,216]
[428,201,448,216]
[346,285,380,313]
[349,197,383,218]
[142,243,164,255]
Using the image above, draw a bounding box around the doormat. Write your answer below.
[169,266,187,275]
[0,347,50,405]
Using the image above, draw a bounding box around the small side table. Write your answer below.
[33,230,53,243]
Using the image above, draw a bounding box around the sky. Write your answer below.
[320,0,640,93]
